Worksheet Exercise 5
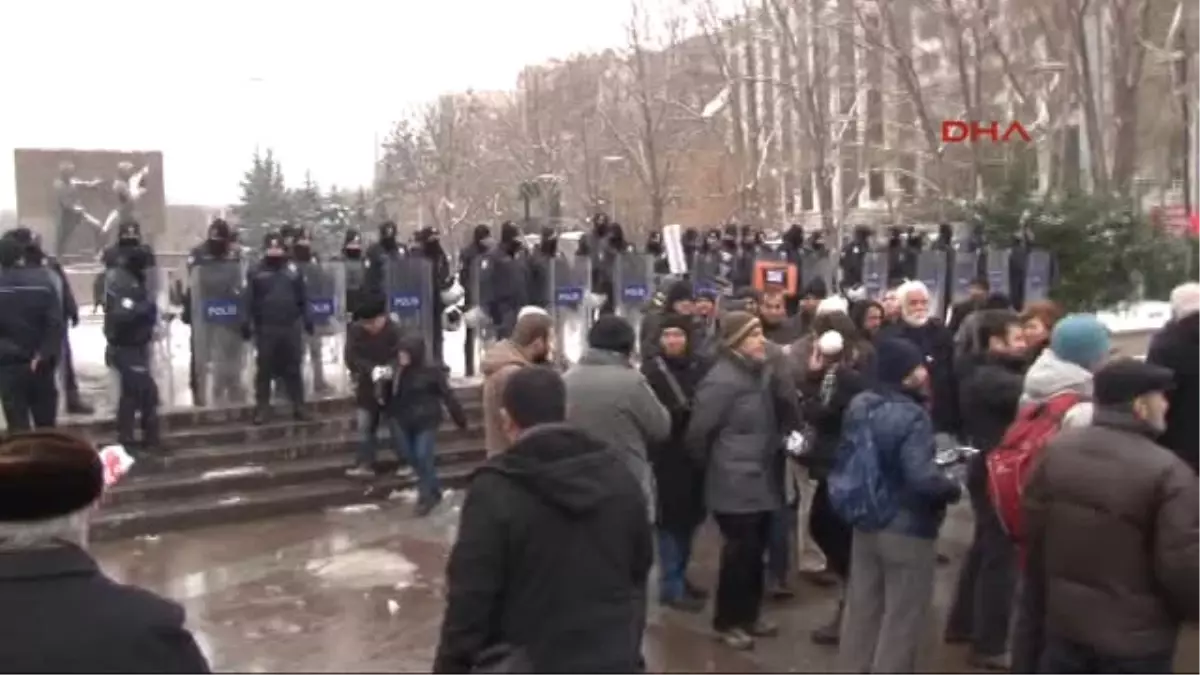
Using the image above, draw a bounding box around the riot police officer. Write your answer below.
[10,227,92,415]
[103,244,161,451]
[413,226,457,366]
[336,229,368,319]
[245,233,310,424]
[480,221,530,339]
[527,225,558,309]
[458,224,491,375]
[183,219,248,406]
[0,232,63,430]
[292,227,334,394]
[364,220,408,295]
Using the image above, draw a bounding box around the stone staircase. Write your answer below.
[60,385,486,541]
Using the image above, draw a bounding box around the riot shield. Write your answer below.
[862,252,890,300]
[549,256,591,365]
[188,259,251,407]
[300,260,347,397]
[382,255,435,363]
[614,252,656,350]
[800,254,832,291]
[951,250,979,303]
[915,251,949,320]
[985,248,1012,299]
[689,251,724,297]
[1022,249,1052,306]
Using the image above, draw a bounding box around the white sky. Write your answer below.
[0,0,642,209]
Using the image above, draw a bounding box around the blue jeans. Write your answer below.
[767,502,798,585]
[354,408,407,466]
[400,427,442,505]
[656,526,696,601]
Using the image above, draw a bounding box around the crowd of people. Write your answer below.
[0,210,1195,673]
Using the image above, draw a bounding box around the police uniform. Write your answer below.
[334,229,368,319]
[103,251,161,450]
[0,235,64,430]
[291,230,335,394]
[245,235,310,423]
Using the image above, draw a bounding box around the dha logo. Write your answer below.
[941,120,1032,144]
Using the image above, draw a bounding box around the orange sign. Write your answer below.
[753,260,798,296]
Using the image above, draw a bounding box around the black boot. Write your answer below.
[811,600,843,646]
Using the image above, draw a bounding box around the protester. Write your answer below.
[387,332,470,516]
[434,367,652,673]
[480,311,554,456]
[880,283,902,325]
[640,280,694,359]
[1018,300,1064,362]
[878,280,960,439]
[795,329,868,645]
[794,278,828,334]
[948,276,989,333]
[954,293,1014,359]
[1008,312,1109,671]
[563,315,671,520]
[0,431,211,672]
[685,311,788,650]
[1147,282,1199,472]
[1019,359,1198,673]
[641,314,708,612]
[836,338,961,673]
[343,293,408,478]
[849,299,884,340]
[759,290,803,344]
[945,310,1028,669]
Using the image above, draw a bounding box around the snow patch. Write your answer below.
[201,466,267,481]
[305,548,418,590]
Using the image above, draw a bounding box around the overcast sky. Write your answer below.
[0,0,648,209]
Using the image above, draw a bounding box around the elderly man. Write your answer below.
[0,431,211,671]
[1147,282,1199,473]
[878,280,960,439]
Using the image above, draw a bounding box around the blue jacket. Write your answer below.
[842,387,960,539]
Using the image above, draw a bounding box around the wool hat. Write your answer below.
[659,313,693,334]
[816,295,850,316]
[664,280,694,308]
[719,311,761,350]
[1093,358,1175,406]
[355,292,387,320]
[588,315,637,356]
[0,431,104,522]
[1050,314,1111,370]
[876,337,925,387]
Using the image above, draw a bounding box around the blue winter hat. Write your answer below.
[876,338,925,387]
[1050,314,1111,370]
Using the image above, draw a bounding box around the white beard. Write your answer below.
[903,310,929,327]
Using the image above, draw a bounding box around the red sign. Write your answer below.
[941,120,1032,143]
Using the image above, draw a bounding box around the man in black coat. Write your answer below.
[0,430,210,672]
[945,309,1028,669]
[1147,283,1200,473]
[458,224,492,376]
[435,367,652,673]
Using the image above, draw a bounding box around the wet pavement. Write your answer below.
[91,493,1200,673]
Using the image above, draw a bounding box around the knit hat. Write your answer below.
[664,280,693,308]
[817,330,844,356]
[588,315,637,356]
[876,338,925,387]
[660,313,692,334]
[0,431,104,522]
[1050,314,1111,370]
[1093,358,1175,406]
[816,295,850,316]
[719,311,761,350]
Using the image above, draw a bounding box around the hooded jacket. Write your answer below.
[564,349,672,520]
[480,340,533,456]
[344,319,404,409]
[959,351,1027,454]
[434,423,652,674]
[1020,348,1095,428]
[387,332,468,432]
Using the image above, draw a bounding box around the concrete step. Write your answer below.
[61,383,483,436]
[124,425,484,476]
[106,438,484,508]
[89,402,483,452]
[93,462,482,541]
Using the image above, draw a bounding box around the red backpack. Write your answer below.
[987,391,1082,544]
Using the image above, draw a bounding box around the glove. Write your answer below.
[241,325,252,341]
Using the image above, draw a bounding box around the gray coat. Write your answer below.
[564,349,672,518]
[684,352,785,514]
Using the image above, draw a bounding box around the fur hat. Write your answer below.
[0,431,103,522]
